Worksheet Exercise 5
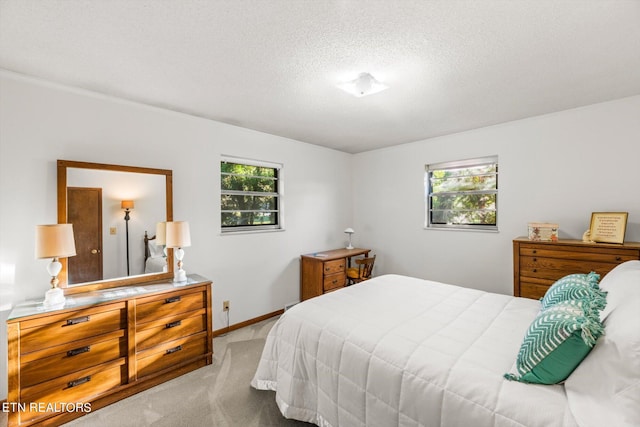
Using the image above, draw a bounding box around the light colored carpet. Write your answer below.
[51,316,312,427]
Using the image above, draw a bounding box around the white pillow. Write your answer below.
[148,241,165,258]
[598,260,640,320]
[564,261,640,427]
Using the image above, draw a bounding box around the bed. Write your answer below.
[144,230,167,273]
[251,261,640,427]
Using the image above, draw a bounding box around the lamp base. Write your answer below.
[174,269,187,283]
[345,233,354,250]
[44,287,66,308]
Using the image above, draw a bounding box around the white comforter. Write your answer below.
[251,274,579,427]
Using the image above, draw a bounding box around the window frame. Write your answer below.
[220,155,284,234]
[424,155,498,232]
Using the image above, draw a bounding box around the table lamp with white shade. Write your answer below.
[35,224,76,307]
[165,221,191,282]
[344,228,355,250]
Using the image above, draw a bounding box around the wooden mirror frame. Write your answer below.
[57,159,174,294]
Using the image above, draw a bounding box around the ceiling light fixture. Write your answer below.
[337,72,388,98]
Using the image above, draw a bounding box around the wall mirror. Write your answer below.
[57,160,173,294]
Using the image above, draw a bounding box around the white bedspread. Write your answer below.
[251,274,579,427]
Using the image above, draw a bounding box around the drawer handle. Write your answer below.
[533,269,537,273]
[165,296,181,304]
[533,258,537,262]
[67,375,91,388]
[532,250,537,254]
[166,345,183,355]
[332,280,338,284]
[616,256,622,261]
[166,320,182,329]
[325,267,330,271]
[66,316,90,326]
[67,346,91,357]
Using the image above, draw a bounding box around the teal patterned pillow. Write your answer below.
[505,299,605,384]
[540,272,606,310]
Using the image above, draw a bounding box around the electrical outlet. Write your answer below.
[223,300,230,311]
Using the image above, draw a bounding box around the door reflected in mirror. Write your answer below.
[58,160,173,293]
[67,186,103,283]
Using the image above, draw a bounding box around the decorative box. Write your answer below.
[528,223,559,241]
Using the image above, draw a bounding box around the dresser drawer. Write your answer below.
[20,330,126,388]
[519,245,638,263]
[136,310,207,351]
[136,288,207,323]
[136,333,208,379]
[19,360,126,425]
[519,256,626,281]
[322,259,346,275]
[323,272,345,291]
[19,303,126,354]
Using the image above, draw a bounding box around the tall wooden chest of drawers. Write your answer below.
[300,248,371,301]
[513,238,640,299]
[7,275,212,427]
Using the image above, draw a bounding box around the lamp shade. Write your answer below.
[35,224,76,259]
[165,221,191,248]
[121,200,134,210]
[155,221,167,245]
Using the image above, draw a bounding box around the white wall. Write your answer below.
[353,95,640,294]
[0,71,353,399]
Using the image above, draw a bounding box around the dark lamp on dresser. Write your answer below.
[35,224,76,307]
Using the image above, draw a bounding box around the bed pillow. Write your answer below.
[504,298,604,384]
[149,242,165,258]
[597,260,640,320]
[564,261,640,427]
[540,272,606,310]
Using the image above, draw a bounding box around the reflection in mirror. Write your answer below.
[66,168,167,283]
[58,160,173,293]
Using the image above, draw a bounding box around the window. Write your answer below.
[221,157,283,233]
[425,156,498,230]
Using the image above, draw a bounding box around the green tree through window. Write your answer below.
[221,158,282,232]
[425,156,498,230]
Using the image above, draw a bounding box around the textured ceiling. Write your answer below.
[1,1,639,153]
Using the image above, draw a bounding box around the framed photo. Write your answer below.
[589,212,628,244]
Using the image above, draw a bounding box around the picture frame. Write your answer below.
[589,212,628,244]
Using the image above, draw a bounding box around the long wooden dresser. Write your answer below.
[513,238,640,299]
[6,274,212,427]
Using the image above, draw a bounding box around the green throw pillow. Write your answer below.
[505,299,604,384]
[540,272,606,310]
